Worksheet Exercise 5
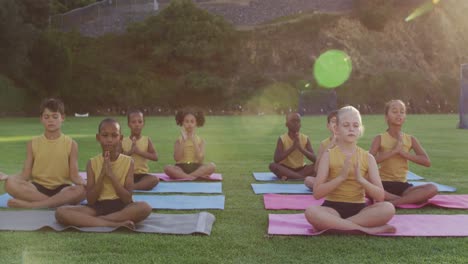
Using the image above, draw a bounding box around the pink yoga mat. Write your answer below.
[268,213,468,236]
[264,194,324,210]
[397,195,468,209]
[264,194,468,210]
[79,172,222,181]
[152,173,222,182]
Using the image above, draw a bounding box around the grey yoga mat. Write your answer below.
[0,210,216,235]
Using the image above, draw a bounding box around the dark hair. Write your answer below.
[39,98,65,115]
[127,109,144,123]
[175,108,205,127]
[98,118,120,133]
[384,99,405,115]
[327,110,338,124]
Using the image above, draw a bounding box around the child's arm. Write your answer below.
[400,136,431,167]
[15,140,35,181]
[0,141,33,181]
[173,139,184,162]
[314,144,326,172]
[369,135,399,163]
[108,160,134,204]
[132,138,158,161]
[273,138,298,163]
[69,140,86,185]
[298,138,316,163]
[192,138,205,162]
[356,154,385,202]
[312,152,348,199]
[86,160,105,205]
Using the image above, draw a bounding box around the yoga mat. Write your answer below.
[397,195,468,209]
[253,171,423,181]
[0,193,225,209]
[409,181,457,192]
[264,194,468,210]
[153,173,223,182]
[251,183,312,194]
[268,213,468,237]
[0,210,215,235]
[136,182,222,194]
[263,194,323,210]
[133,195,225,210]
[80,172,223,182]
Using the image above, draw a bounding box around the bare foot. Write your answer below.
[7,198,32,208]
[120,220,136,230]
[363,224,396,235]
[195,175,212,181]
[280,176,288,181]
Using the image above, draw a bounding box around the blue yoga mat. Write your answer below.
[133,195,225,210]
[135,182,222,194]
[0,193,225,209]
[0,193,11,207]
[409,181,457,192]
[251,183,312,194]
[253,171,424,181]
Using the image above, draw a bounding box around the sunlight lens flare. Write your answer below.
[405,0,440,22]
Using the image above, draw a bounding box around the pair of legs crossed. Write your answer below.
[383,181,438,206]
[133,174,159,190]
[305,201,396,235]
[4,177,85,208]
[164,162,216,180]
[55,201,152,229]
[269,163,316,181]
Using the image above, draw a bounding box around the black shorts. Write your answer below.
[134,174,149,183]
[282,164,306,172]
[322,200,366,219]
[87,199,128,216]
[176,163,201,174]
[382,181,413,196]
[32,182,70,197]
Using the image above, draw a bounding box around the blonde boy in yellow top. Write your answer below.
[305,106,395,235]
[269,112,316,181]
[55,118,151,229]
[122,110,159,190]
[0,98,85,208]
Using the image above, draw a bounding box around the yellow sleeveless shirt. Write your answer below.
[379,132,412,182]
[122,136,150,174]
[279,133,308,169]
[31,134,72,189]
[177,135,202,164]
[326,146,370,203]
[90,154,131,201]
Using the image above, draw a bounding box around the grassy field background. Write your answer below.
[0,114,467,263]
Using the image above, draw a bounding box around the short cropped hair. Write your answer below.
[39,98,65,115]
[98,118,120,133]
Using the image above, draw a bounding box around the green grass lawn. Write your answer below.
[0,114,467,263]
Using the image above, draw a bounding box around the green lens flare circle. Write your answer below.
[313,50,352,89]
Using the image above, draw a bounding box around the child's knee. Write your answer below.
[55,206,69,223]
[163,165,173,174]
[304,177,315,189]
[70,185,86,197]
[304,206,320,222]
[269,163,278,172]
[135,202,152,216]
[208,162,216,172]
[378,201,396,217]
[422,184,438,199]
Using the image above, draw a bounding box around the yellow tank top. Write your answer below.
[177,135,202,163]
[320,137,331,150]
[90,154,131,201]
[279,133,308,169]
[379,132,412,182]
[122,136,150,174]
[326,146,370,203]
[31,134,72,189]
